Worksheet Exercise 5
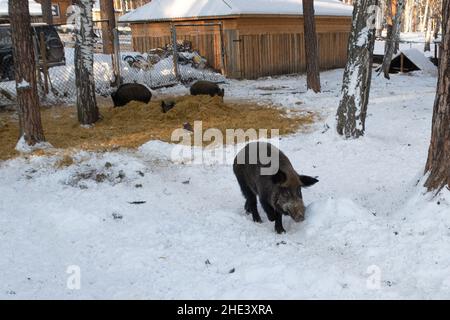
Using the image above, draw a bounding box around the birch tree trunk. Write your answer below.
[381,0,405,79]
[9,0,46,145]
[121,0,127,13]
[424,0,450,192]
[302,0,321,93]
[422,0,430,32]
[375,0,385,36]
[336,0,377,138]
[404,0,412,32]
[424,11,433,52]
[73,0,100,125]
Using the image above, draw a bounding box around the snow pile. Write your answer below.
[120,0,353,23]
[16,80,30,89]
[15,136,53,154]
[1,68,450,299]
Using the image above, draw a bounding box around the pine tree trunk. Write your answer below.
[9,0,46,145]
[381,0,405,79]
[424,0,450,192]
[302,0,321,93]
[336,0,377,138]
[100,0,116,54]
[40,0,53,25]
[73,0,99,125]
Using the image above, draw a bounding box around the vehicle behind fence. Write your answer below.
[0,22,226,107]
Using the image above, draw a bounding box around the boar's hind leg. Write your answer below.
[236,175,262,223]
[246,198,262,223]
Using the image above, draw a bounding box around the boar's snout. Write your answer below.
[292,212,305,222]
[278,197,305,223]
[290,202,305,222]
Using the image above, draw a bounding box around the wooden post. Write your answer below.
[33,31,43,91]
[100,0,116,54]
[40,0,53,25]
[434,41,438,61]
[400,52,404,73]
[219,22,226,76]
[112,27,122,87]
[171,24,180,81]
[39,32,49,95]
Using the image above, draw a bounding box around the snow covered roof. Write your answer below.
[119,0,353,23]
[0,0,42,17]
[393,48,438,76]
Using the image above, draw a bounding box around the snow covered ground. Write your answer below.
[1,68,449,299]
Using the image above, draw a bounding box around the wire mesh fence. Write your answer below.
[118,39,226,89]
[0,24,226,107]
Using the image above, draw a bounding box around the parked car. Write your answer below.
[0,23,65,81]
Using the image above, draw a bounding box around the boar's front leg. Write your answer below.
[245,196,262,223]
[259,199,277,222]
[274,213,286,234]
[260,199,285,234]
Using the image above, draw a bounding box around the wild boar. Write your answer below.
[233,142,318,234]
[111,83,152,107]
[161,100,176,113]
[190,81,224,97]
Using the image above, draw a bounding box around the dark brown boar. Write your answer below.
[233,142,318,234]
[190,81,224,97]
[111,83,152,107]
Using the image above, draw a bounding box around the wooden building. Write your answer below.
[41,0,150,25]
[0,0,43,23]
[120,0,353,79]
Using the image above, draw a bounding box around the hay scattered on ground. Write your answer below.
[0,95,315,161]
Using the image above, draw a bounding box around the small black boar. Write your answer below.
[233,142,318,234]
[161,100,176,113]
[190,81,224,97]
[111,83,152,107]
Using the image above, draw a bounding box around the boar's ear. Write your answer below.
[272,170,287,185]
[299,175,319,187]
